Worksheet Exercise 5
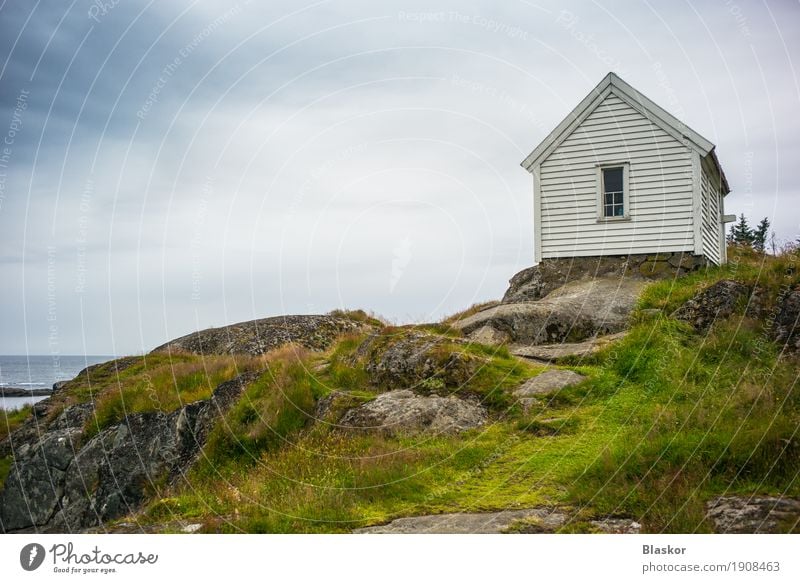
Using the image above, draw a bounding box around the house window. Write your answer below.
[597,163,629,221]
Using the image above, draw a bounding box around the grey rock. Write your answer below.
[362,332,479,391]
[152,313,377,356]
[502,253,705,304]
[0,459,65,530]
[674,280,751,332]
[52,381,70,392]
[511,332,628,363]
[468,325,511,346]
[456,279,646,346]
[0,387,51,397]
[591,518,642,533]
[34,429,81,471]
[0,428,80,530]
[706,496,800,533]
[773,289,800,351]
[49,403,94,431]
[339,390,486,436]
[354,507,568,534]
[514,370,586,398]
[313,391,372,423]
[0,372,257,533]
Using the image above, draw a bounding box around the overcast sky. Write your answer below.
[1,0,798,355]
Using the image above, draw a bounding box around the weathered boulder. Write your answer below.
[338,390,486,436]
[0,428,80,530]
[502,254,705,303]
[354,508,567,534]
[353,507,641,534]
[361,332,481,391]
[0,372,257,532]
[513,369,586,412]
[511,332,627,363]
[705,496,800,533]
[152,313,377,356]
[674,280,751,331]
[49,403,94,431]
[0,387,51,397]
[455,279,646,346]
[773,288,800,351]
[590,518,642,534]
[468,325,511,346]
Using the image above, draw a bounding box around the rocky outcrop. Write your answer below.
[353,507,641,534]
[511,332,628,363]
[454,279,646,346]
[674,280,752,331]
[152,313,377,356]
[339,390,486,436]
[773,288,800,351]
[513,370,586,411]
[354,508,567,534]
[705,496,800,533]
[0,387,51,397]
[360,332,481,391]
[503,254,705,303]
[0,373,257,533]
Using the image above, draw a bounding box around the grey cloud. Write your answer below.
[1,0,798,353]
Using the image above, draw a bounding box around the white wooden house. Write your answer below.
[521,72,733,265]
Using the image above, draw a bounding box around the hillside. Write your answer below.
[1,248,798,534]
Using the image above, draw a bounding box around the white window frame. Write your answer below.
[596,162,630,222]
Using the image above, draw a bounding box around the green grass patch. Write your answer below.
[77,354,265,439]
[1,405,33,441]
[198,349,317,471]
[637,246,800,316]
[567,312,800,532]
[97,247,800,532]
[327,309,385,328]
[0,456,12,491]
[441,300,500,325]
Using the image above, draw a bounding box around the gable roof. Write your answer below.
[521,72,729,194]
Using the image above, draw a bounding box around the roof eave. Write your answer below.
[709,148,731,195]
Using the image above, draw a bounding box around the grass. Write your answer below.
[441,301,500,325]
[136,247,798,533]
[0,456,12,491]
[0,405,33,441]
[636,245,800,316]
[327,308,386,328]
[198,346,318,471]
[566,313,800,532]
[16,245,797,533]
[56,353,267,439]
[345,327,541,412]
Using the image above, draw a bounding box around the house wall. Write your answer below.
[699,155,727,265]
[700,164,722,265]
[537,92,695,259]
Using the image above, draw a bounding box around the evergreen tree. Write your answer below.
[727,213,754,246]
[753,217,770,253]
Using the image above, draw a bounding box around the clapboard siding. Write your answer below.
[538,92,694,258]
[700,167,722,264]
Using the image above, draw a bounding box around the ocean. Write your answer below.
[0,355,113,410]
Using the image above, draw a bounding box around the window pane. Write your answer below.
[605,193,613,204]
[603,167,623,193]
[604,204,613,217]
[614,205,624,217]
[614,192,623,205]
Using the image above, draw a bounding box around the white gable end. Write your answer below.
[523,73,729,265]
[537,92,694,259]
